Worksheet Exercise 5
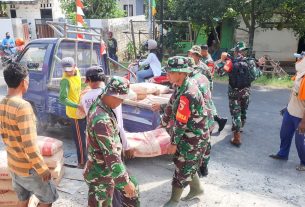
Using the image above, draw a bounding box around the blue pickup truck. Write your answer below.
[15,22,161,133]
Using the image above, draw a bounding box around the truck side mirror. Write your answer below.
[27,62,40,70]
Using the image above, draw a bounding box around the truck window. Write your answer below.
[52,41,99,78]
[19,45,48,72]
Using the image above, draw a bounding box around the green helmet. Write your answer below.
[165,56,193,73]
[104,76,136,100]
[231,41,248,51]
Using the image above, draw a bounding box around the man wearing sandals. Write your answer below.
[270,52,305,171]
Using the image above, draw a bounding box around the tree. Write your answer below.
[277,0,305,37]
[174,0,228,46]
[228,0,285,55]
[60,0,125,20]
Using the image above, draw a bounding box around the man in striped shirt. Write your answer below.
[0,62,58,207]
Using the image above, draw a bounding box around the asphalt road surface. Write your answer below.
[0,74,304,206]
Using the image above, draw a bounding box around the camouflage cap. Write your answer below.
[165,56,192,73]
[103,76,136,100]
[231,41,248,52]
[188,45,202,57]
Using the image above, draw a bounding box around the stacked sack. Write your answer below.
[126,128,170,157]
[0,136,64,206]
[37,136,65,186]
[0,151,18,206]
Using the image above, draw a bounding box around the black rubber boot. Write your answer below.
[214,115,228,132]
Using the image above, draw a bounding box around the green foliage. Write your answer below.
[60,0,125,19]
[0,3,8,17]
[124,41,135,61]
[277,0,305,37]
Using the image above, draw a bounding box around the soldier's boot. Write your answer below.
[214,115,228,133]
[240,120,246,132]
[181,173,204,201]
[230,131,241,147]
[163,187,183,207]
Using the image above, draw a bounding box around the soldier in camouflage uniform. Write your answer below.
[84,76,139,207]
[161,56,209,207]
[188,45,227,133]
[221,42,255,147]
[187,56,215,177]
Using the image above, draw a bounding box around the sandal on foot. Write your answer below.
[296,164,305,171]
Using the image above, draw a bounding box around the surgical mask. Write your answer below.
[296,57,305,72]
[6,36,10,39]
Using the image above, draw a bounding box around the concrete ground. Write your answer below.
[0,69,304,206]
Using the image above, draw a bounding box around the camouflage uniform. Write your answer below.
[228,86,250,132]
[84,77,139,207]
[189,64,216,169]
[199,61,214,91]
[161,57,209,188]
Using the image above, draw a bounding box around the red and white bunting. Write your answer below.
[76,0,84,38]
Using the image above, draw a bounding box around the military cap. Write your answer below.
[165,56,192,73]
[188,45,202,57]
[103,76,136,100]
[231,41,248,52]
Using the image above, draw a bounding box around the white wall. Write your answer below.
[117,0,137,16]
[51,0,65,19]
[0,18,14,40]
[235,20,299,61]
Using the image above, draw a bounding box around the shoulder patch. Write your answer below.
[176,95,191,124]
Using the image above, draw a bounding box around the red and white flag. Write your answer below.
[76,0,84,39]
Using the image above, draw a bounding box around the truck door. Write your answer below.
[19,43,51,122]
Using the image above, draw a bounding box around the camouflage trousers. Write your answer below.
[201,140,211,168]
[83,161,140,207]
[228,87,250,132]
[172,136,208,188]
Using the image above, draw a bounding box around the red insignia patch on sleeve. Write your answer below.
[176,96,191,124]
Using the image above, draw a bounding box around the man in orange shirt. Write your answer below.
[0,62,58,207]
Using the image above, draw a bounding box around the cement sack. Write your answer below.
[37,136,63,156]
[0,151,11,179]
[130,83,170,95]
[53,166,65,186]
[43,150,64,169]
[126,128,170,157]
[50,160,64,179]
[0,190,18,206]
[0,179,13,191]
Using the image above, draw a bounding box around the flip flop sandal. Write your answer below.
[296,164,305,171]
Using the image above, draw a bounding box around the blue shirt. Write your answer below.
[1,37,15,48]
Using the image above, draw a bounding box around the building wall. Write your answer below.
[0,18,14,40]
[235,21,299,61]
[88,15,147,60]
[5,0,65,39]
[117,0,144,16]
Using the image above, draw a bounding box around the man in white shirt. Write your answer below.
[80,66,133,155]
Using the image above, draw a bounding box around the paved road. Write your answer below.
[0,76,304,206]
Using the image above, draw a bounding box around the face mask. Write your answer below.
[6,36,10,39]
[296,57,305,72]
